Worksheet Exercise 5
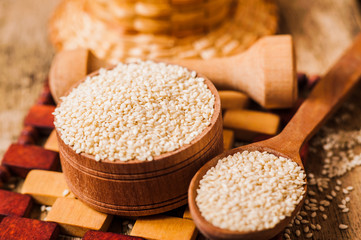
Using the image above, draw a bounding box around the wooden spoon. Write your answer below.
[188,33,361,240]
[49,35,296,109]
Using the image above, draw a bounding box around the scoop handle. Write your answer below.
[171,35,297,109]
[278,33,361,159]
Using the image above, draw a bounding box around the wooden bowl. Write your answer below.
[56,66,223,216]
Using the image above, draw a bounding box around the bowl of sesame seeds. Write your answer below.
[54,60,223,216]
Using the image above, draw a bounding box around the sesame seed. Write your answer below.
[346,186,354,191]
[339,224,348,230]
[285,228,291,234]
[300,211,307,216]
[331,190,337,197]
[302,220,309,224]
[335,186,341,191]
[308,190,316,196]
[306,232,313,238]
[54,61,215,162]
[310,198,318,203]
[345,196,350,202]
[336,179,342,185]
[338,204,346,209]
[196,151,306,232]
[342,208,350,213]
[305,206,311,211]
[304,226,309,232]
[295,229,301,236]
[322,214,328,220]
[295,219,301,225]
[342,199,347,205]
[284,233,290,239]
[305,199,310,204]
[311,224,316,230]
[326,195,333,200]
[297,215,303,220]
[319,206,325,212]
[311,207,318,211]
[311,212,317,218]
[62,189,70,197]
[316,224,322,230]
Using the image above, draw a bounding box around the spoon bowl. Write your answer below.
[188,33,361,240]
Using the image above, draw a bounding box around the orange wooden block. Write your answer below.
[21,170,75,205]
[223,129,234,151]
[130,215,197,240]
[44,130,59,152]
[183,206,192,220]
[219,90,249,110]
[46,198,112,237]
[223,109,280,140]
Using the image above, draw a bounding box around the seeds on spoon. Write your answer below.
[196,150,306,232]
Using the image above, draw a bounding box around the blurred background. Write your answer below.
[1,0,361,157]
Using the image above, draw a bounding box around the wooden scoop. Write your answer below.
[188,34,361,240]
[49,35,296,109]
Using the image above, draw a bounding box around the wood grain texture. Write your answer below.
[0,216,60,240]
[222,129,234,151]
[187,33,361,240]
[46,197,113,237]
[0,189,33,217]
[130,215,198,240]
[1,144,59,178]
[56,70,223,216]
[83,230,145,240]
[218,91,249,110]
[21,170,75,205]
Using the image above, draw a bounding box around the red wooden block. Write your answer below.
[17,126,39,145]
[83,231,145,240]
[0,190,33,217]
[0,166,11,183]
[0,216,59,240]
[1,144,59,178]
[24,105,55,133]
[37,82,55,106]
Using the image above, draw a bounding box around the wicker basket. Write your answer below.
[49,0,278,62]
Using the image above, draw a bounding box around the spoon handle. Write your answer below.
[278,33,361,158]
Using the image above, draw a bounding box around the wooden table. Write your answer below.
[1,0,361,239]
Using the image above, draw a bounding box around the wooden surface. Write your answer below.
[57,71,224,216]
[1,1,361,239]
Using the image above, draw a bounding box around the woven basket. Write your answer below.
[49,0,278,62]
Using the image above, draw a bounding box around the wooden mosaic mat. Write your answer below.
[0,72,319,239]
[48,0,278,63]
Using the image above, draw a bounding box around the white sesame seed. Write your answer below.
[343,188,349,194]
[310,198,318,203]
[342,208,350,213]
[311,212,317,218]
[345,196,350,202]
[331,190,337,197]
[326,195,333,200]
[322,214,328,220]
[335,186,341,191]
[336,179,342,185]
[54,61,215,162]
[319,206,325,212]
[316,224,322,230]
[346,186,354,191]
[339,224,348,230]
[45,206,52,212]
[338,204,346,209]
[196,151,306,232]
[62,189,70,197]
[342,199,347,205]
[40,205,46,212]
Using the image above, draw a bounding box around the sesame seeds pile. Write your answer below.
[54,60,215,162]
[196,151,306,232]
[283,125,360,238]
